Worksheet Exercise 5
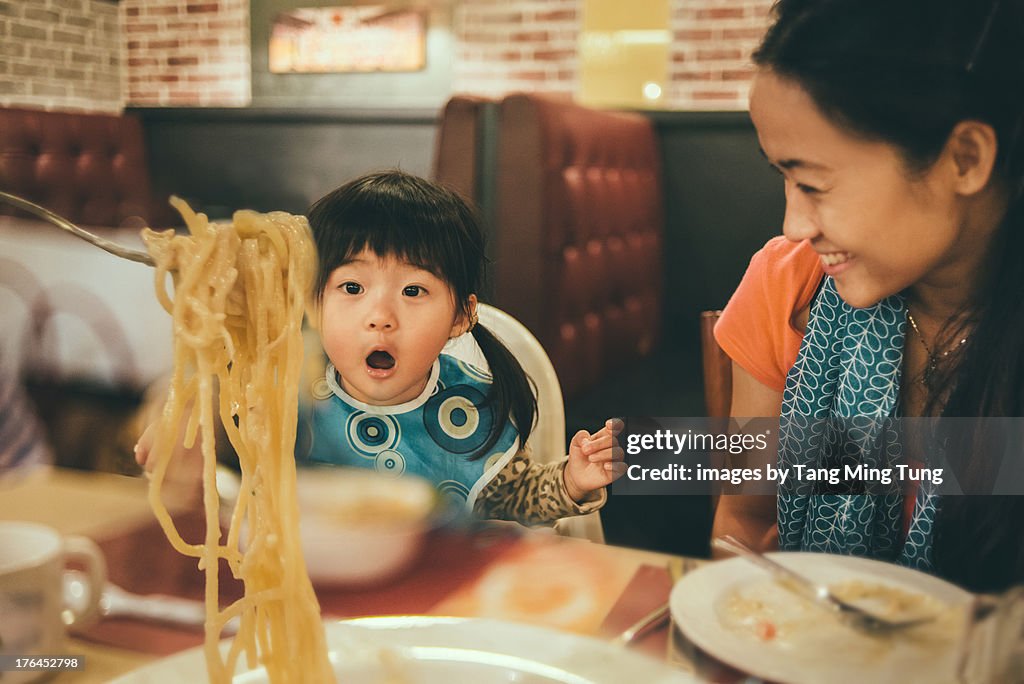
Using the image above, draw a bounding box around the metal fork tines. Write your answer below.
[713,535,936,635]
[1,190,156,266]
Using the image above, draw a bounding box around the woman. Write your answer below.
[713,0,1024,592]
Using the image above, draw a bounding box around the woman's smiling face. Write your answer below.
[749,70,966,309]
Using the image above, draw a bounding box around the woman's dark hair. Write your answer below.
[306,170,536,460]
[754,0,1024,591]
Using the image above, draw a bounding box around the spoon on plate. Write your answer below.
[713,535,935,635]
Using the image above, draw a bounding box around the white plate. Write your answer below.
[670,553,972,684]
[110,615,697,683]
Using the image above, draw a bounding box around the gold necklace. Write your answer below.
[905,310,968,386]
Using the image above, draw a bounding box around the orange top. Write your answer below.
[715,237,919,537]
[714,236,823,392]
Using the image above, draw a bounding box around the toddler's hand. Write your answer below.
[134,422,157,471]
[564,418,625,502]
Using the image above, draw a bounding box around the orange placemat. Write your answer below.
[430,534,640,634]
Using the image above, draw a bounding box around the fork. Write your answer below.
[713,535,935,635]
[0,190,156,266]
[612,558,693,646]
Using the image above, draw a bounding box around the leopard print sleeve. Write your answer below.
[472,447,606,526]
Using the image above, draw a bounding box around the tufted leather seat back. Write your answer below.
[494,94,664,397]
[432,95,491,203]
[0,107,159,227]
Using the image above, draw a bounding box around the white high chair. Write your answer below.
[445,303,606,543]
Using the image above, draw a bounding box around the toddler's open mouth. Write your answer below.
[366,350,396,370]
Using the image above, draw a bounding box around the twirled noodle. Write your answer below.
[143,199,333,683]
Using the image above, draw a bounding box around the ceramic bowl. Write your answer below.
[217,465,437,586]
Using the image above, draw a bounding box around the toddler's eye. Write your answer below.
[403,285,424,297]
[341,282,362,294]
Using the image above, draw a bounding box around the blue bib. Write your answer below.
[778,276,937,572]
[296,353,521,511]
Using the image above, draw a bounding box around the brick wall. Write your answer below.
[668,0,772,110]
[0,0,121,113]
[121,0,250,107]
[2,0,774,113]
[453,0,579,99]
[451,0,773,110]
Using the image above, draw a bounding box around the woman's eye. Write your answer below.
[341,282,362,294]
[402,285,424,297]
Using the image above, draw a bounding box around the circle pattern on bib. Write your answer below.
[311,376,333,401]
[346,412,400,457]
[424,384,492,454]
[437,479,470,503]
[375,449,406,477]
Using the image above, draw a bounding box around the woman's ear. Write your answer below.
[450,294,478,338]
[946,120,999,196]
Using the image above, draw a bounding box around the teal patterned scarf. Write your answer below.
[777,276,936,571]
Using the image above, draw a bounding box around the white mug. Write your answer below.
[0,521,106,684]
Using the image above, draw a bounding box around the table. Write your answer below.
[0,467,695,683]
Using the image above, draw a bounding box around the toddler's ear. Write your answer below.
[450,294,478,338]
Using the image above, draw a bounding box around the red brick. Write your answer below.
[511,71,547,80]
[535,9,575,22]
[186,3,219,14]
[692,90,741,100]
[168,56,200,66]
[511,31,548,42]
[696,8,745,20]
[127,41,142,49]
[159,75,180,82]
[148,40,180,49]
[722,68,755,81]
[674,29,712,41]
[145,6,181,15]
[167,21,201,31]
[208,20,245,30]
[697,48,742,61]
[126,7,141,16]
[125,23,160,33]
[128,57,159,66]
[722,27,768,40]
[534,49,574,61]
[672,70,714,81]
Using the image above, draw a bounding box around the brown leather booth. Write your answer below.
[432,96,492,207]
[434,94,664,398]
[0,106,164,227]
